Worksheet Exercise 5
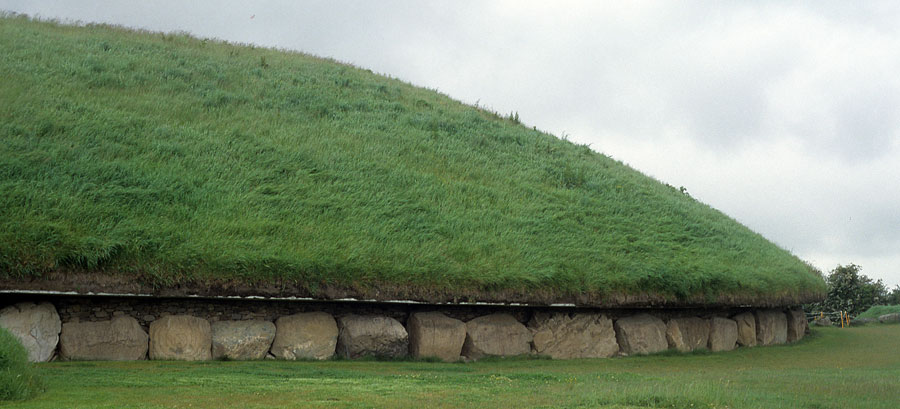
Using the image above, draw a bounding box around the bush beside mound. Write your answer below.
[0,327,43,401]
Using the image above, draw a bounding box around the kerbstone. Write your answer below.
[271,312,338,360]
[665,317,709,352]
[337,315,408,359]
[0,302,61,362]
[462,313,532,359]
[785,309,808,342]
[812,316,832,326]
[879,313,900,324]
[614,314,667,355]
[60,316,148,361]
[211,320,276,360]
[529,313,619,359]
[733,312,757,347]
[708,317,738,352]
[408,312,466,362]
[755,310,788,346]
[149,315,211,361]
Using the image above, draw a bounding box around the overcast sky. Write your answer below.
[4,1,899,288]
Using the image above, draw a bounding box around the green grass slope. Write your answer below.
[857,305,900,319]
[0,16,825,306]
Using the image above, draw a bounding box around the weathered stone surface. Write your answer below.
[812,316,832,326]
[529,313,618,359]
[0,302,61,362]
[755,310,788,346]
[60,316,148,361]
[337,314,408,359]
[271,312,338,360]
[733,312,757,347]
[211,320,276,360]
[149,315,211,361]
[407,312,466,361]
[879,313,900,324]
[785,309,808,342]
[708,317,738,352]
[665,317,709,352]
[614,314,667,355]
[462,313,532,359]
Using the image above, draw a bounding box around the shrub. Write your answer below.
[0,327,43,401]
[806,264,888,317]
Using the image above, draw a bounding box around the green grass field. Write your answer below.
[0,15,824,305]
[4,325,898,409]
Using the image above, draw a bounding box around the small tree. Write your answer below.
[885,285,900,306]
[809,264,887,317]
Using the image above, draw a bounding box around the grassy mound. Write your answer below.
[0,16,825,305]
[857,305,900,320]
[0,327,43,401]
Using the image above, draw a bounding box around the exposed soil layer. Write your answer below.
[0,272,823,308]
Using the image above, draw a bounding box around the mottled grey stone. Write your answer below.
[60,316,148,361]
[211,320,276,360]
[614,314,667,355]
[271,312,338,360]
[337,315,408,359]
[462,313,532,359]
[149,315,211,361]
[408,312,466,362]
[0,302,61,362]
[665,317,709,352]
[530,313,618,359]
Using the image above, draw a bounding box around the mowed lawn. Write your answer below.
[7,325,899,409]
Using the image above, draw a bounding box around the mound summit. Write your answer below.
[0,17,825,307]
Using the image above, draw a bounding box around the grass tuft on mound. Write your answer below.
[0,327,43,402]
[0,15,825,305]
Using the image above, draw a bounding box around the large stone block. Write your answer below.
[707,317,738,352]
[755,310,788,346]
[462,313,532,359]
[337,314,408,359]
[149,315,211,361]
[732,312,757,347]
[878,313,900,324]
[812,316,832,327]
[60,316,148,361]
[529,313,618,359]
[0,302,61,362]
[785,309,808,342]
[665,317,709,352]
[211,320,276,360]
[614,314,667,355]
[271,312,338,360]
[407,312,466,362]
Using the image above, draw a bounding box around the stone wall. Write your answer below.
[1,294,809,362]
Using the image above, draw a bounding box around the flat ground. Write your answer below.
[7,325,899,409]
